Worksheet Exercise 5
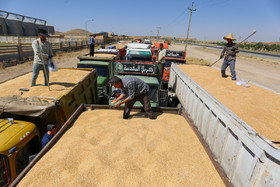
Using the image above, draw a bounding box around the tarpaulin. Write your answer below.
[0,95,58,118]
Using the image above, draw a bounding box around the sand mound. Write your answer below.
[178,64,280,141]
[18,110,224,187]
[0,69,90,98]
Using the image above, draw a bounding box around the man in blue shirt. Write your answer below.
[89,35,95,56]
[41,124,57,148]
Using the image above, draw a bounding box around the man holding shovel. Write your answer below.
[220,33,239,80]
[31,29,53,87]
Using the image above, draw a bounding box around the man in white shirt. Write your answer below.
[31,29,53,87]
[156,43,167,76]
[156,43,166,64]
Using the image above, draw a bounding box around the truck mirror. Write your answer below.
[8,146,17,154]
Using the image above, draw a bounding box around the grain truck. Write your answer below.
[0,68,97,185]
[77,52,119,104]
[8,64,280,186]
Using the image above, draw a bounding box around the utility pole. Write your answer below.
[184,1,196,56]
[156,27,161,42]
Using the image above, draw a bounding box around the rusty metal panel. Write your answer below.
[169,64,280,186]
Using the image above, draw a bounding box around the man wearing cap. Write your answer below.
[220,33,239,80]
[109,76,156,120]
[31,29,53,86]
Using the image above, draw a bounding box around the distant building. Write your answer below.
[0,10,55,36]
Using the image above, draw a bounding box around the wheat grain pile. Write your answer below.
[0,69,90,98]
[94,53,117,58]
[18,109,224,187]
[178,64,280,141]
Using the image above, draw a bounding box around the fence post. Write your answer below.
[17,42,23,61]
[60,41,63,51]
[68,41,71,50]
[76,41,78,49]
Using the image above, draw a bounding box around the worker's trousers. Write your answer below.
[123,93,154,119]
[221,59,236,80]
[90,44,94,56]
[31,63,49,86]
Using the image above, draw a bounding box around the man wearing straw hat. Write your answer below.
[220,33,239,80]
[31,29,53,86]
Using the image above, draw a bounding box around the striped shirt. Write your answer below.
[121,77,149,99]
[32,39,53,64]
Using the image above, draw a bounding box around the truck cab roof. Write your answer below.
[0,119,38,153]
[127,43,151,49]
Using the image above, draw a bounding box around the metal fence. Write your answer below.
[169,63,280,186]
[0,40,89,63]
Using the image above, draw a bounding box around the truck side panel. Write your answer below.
[58,68,98,119]
[168,64,280,186]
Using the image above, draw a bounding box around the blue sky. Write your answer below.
[1,0,280,42]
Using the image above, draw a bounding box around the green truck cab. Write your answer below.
[77,52,119,104]
[109,61,162,107]
[0,119,41,186]
[77,60,110,104]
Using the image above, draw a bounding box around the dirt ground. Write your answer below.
[0,49,88,83]
[169,44,280,93]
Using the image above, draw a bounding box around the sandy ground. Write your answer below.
[178,65,280,142]
[19,109,225,187]
[0,49,88,83]
[0,69,90,98]
[169,44,280,93]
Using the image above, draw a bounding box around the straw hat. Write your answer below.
[223,33,236,41]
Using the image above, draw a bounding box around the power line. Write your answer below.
[196,0,231,9]
[161,10,188,28]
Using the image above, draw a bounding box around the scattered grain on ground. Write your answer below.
[186,57,211,66]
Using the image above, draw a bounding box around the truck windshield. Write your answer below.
[92,66,108,77]
[0,154,10,187]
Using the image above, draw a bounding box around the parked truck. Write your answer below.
[161,50,186,89]
[13,105,228,186]
[0,68,97,185]
[8,63,280,186]
[77,52,119,104]
[125,43,152,61]
[110,60,162,107]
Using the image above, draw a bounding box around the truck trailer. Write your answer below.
[0,68,98,185]
[7,63,280,186]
